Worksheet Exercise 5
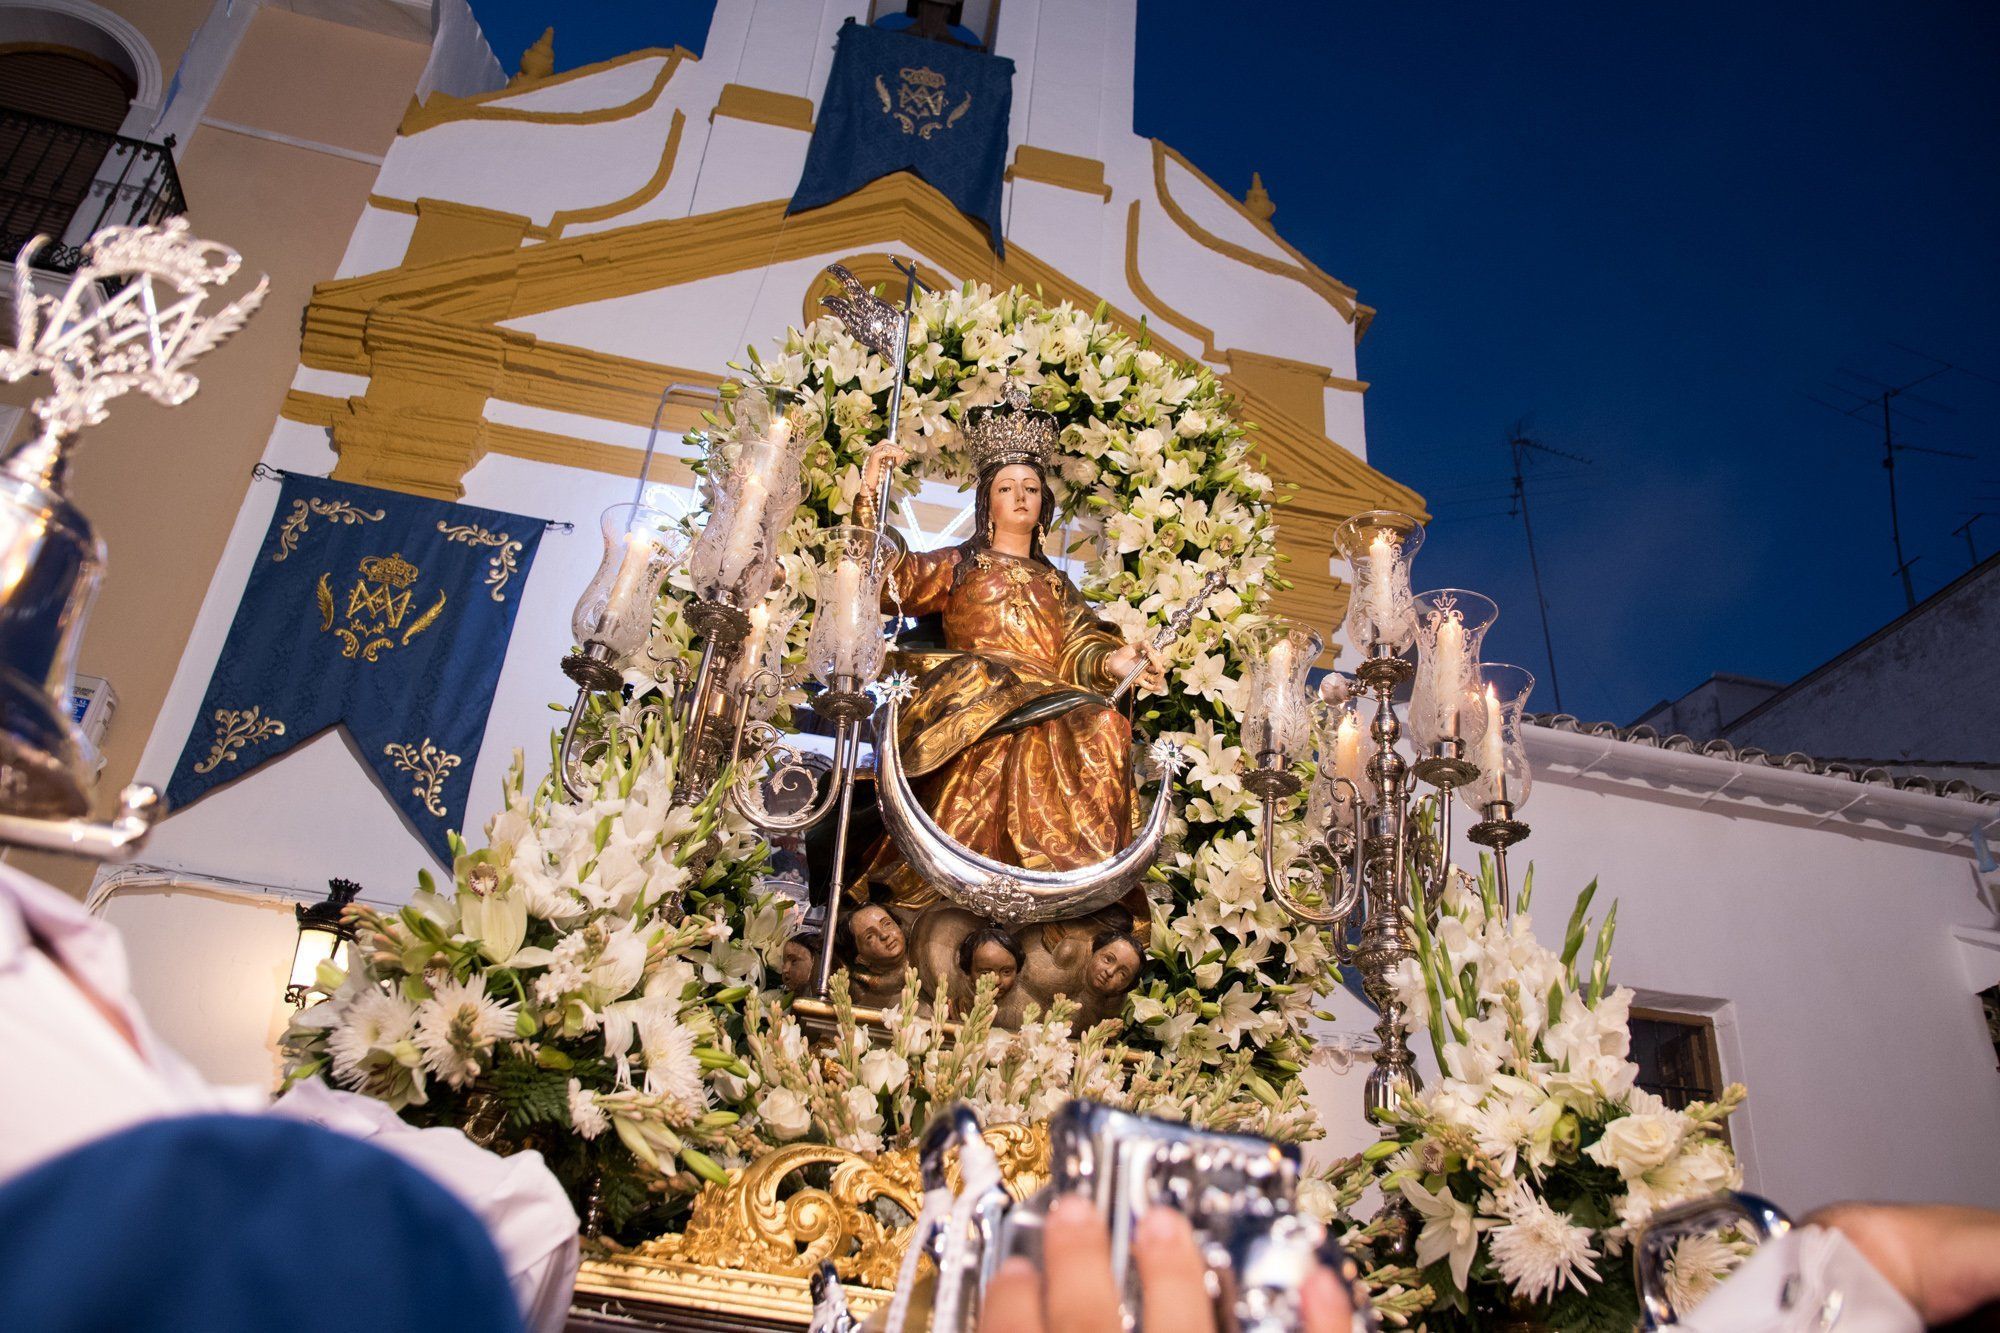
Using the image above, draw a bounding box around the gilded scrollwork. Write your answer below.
[192,706,285,774]
[629,1123,1049,1291]
[273,498,385,561]
[436,520,524,601]
[382,737,461,816]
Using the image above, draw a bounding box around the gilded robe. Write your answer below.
[852,543,1135,909]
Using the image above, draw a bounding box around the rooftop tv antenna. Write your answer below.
[1808,353,1978,610]
[1506,424,1589,715]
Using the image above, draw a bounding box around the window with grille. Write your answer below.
[1630,1009,1725,1115]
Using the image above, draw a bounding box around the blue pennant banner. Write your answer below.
[788,21,1014,254]
[166,476,546,862]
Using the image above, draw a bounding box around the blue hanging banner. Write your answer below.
[788,20,1015,255]
[166,475,547,862]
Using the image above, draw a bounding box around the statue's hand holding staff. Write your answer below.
[1106,640,1169,696]
[861,440,909,520]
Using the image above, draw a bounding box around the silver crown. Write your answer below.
[966,382,1057,473]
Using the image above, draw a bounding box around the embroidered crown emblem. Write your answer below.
[900,65,946,90]
[966,382,1058,474]
[357,552,419,589]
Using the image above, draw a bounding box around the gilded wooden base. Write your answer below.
[574,1122,1050,1326]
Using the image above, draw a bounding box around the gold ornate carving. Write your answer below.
[193,706,285,774]
[272,497,385,562]
[629,1123,1049,1290]
[574,1254,891,1326]
[711,82,815,133]
[383,738,461,817]
[437,521,523,601]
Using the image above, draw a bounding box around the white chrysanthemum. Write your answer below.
[413,977,517,1088]
[327,989,417,1084]
[636,1009,705,1121]
[1663,1231,1740,1315]
[568,1078,609,1140]
[1484,1181,1601,1303]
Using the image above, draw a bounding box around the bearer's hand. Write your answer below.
[862,441,909,496]
[1106,641,1168,694]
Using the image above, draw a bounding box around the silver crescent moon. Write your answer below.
[873,691,1177,924]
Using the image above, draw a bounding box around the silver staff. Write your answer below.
[1107,563,1235,702]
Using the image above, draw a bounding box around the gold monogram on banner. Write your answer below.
[315,552,447,663]
[875,65,971,138]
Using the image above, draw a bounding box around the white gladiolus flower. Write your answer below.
[1400,1178,1489,1292]
[413,977,518,1089]
[1484,1181,1601,1302]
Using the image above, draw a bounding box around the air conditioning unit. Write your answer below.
[68,674,117,778]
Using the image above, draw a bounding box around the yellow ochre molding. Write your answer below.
[1005,145,1112,200]
[1224,346,1369,394]
[1151,141,1361,321]
[404,198,539,266]
[549,109,687,236]
[711,83,815,133]
[399,47,693,135]
[1122,201,1219,361]
[365,194,418,215]
[296,172,1416,511]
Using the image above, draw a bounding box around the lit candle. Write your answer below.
[1263,636,1295,758]
[720,469,770,589]
[1365,531,1398,644]
[1432,613,1466,737]
[740,603,771,678]
[606,529,655,622]
[1478,684,1506,802]
[829,556,863,681]
[1333,710,1364,791]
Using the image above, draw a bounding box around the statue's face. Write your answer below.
[988,463,1044,541]
[851,906,906,969]
[780,940,815,992]
[966,938,1019,998]
[1086,937,1142,996]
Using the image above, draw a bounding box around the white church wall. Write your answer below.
[332,205,419,279]
[736,0,863,99]
[690,116,817,216]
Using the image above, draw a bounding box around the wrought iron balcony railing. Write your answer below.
[0,109,187,274]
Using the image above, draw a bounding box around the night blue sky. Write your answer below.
[469,1,2000,725]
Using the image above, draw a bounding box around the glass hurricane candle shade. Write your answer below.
[805,526,899,687]
[571,504,687,661]
[1305,701,1371,836]
[1408,588,1499,748]
[1461,662,1536,813]
[1240,620,1322,769]
[1332,510,1425,656]
[689,397,807,608]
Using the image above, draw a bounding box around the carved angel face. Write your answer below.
[850,905,906,969]
[1086,936,1143,996]
[966,938,1020,998]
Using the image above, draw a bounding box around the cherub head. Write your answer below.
[1084,929,1144,998]
[840,904,907,973]
[780,934,821,993]
[956,924,1026,1000]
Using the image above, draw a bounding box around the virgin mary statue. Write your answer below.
[840,385,1162,1021]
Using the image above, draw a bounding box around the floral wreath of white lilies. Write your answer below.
[286,283,1353,1233]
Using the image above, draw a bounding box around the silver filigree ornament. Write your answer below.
[1,218,270,450]
[0,218,266,847]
